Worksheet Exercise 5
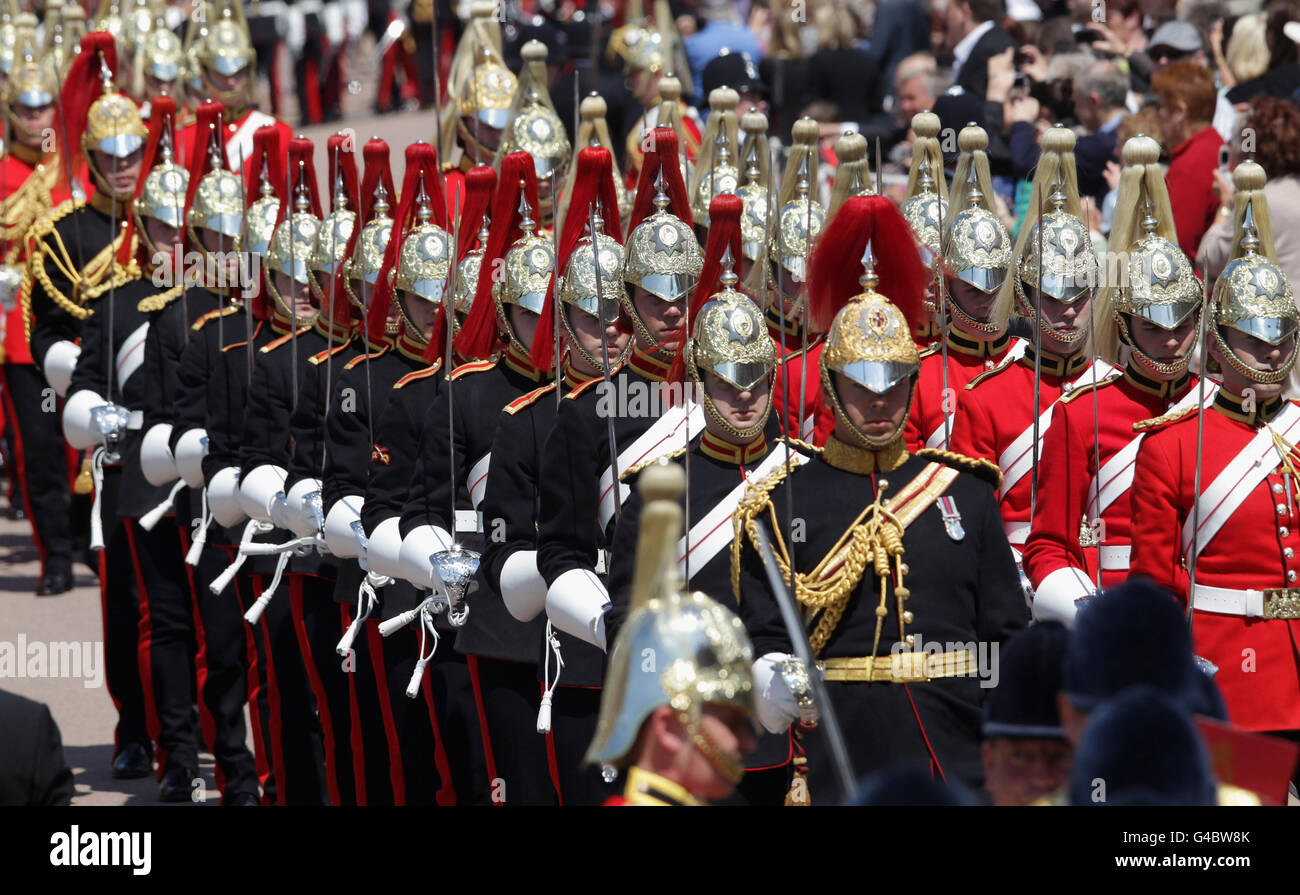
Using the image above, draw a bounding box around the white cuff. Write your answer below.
[42,340,80,397]
[140,423,178,486]
[1031,566,1096,626]
[398,523,454,588]
[545,568,610,651]
[322,494,365,558]
[752,652,797,734]
[284,477,323,538]
[366,516,406,579]
[208,466,247,527]
[62,389,106,450]
[238,464,288,523]
[173,428,209,488]
[500,549,547,622]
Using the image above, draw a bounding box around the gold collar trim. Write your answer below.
[89,190,131,218]
[9,141,44,166]
[503,342,547,381]
[1122,363,1190,399]
[563,359,598,390]
[315,313,356,346]
[1020,345,1089,380]
[629,344,672,382]
[948,327,1010,359]
[1213,390,1287,426]
[700,431,767,466]
[765,303,802,338]
[395,325,428,361]
[621,767,706,807]
[822,434,908,475]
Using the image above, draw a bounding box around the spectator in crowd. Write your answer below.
[683,0,763,101]
[1152,60,1224,261]
[945,0,1017,101]
[1227,1,1300,103]
[759,0,809,136]
[871,0,932,87]
[1210,12,1269,89]
[804,2,884,133]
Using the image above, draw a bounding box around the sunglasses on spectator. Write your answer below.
[1150,47,1193,63]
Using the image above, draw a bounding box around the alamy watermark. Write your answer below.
[0,635,103,688]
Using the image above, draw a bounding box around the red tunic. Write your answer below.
[179,107,294,172]
[948,348,1118,558]
[772,338,832,445]
[1022,365,1201,621]
[904,329,1027,452]
[1129,391,1300,732]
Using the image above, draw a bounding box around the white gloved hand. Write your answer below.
[545,568,610,651]
[752,652,799,734]
[62,388,106,450]
[42,340,80,397]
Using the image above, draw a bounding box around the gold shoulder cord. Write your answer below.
[732,461,960,666]
[2,164,59,264]
[137,283,186,313]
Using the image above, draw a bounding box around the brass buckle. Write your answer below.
[1262,588,1300,619]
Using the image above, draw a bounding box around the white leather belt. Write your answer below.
[1191,584,1300,619]
[1005,522,1030,545]
[595,552,607,575]
[128,410,144,430]
[1098,545,1130,571]
[454,509,482,534]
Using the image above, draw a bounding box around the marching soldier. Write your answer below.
[606,193,802,805]
[497,41,570,231]
[60,78,204,800]
[26,32,155,782]
[1130,161,1300,752]
[1,25,79,596]
[537,126,700,657]
[138,100,262,805]
[396,151,556,804]
[1024,135,1205,622]
[589,463,759,807]
[477,145,629,805]
[732,195,1027,799]
[615,6,701,186]
[905,123,1024,453]
[948,127,1118,580]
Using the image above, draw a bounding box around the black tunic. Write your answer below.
[733,446,1028,794]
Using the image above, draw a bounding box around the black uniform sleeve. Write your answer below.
[536,396,603,585]
[65,293,109,401]
[204,339,252,479]
[322,365,374,509]
[28,231,84,371]
[399,385,461,535]
[733,487,797,659]
[238,351,293,476]
[358,384,419,531]
[602,486,643,650]
[479,404,542,597]
[970,477,1030,646]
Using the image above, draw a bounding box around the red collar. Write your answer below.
[700,431,766,466]
[628,345,672,382]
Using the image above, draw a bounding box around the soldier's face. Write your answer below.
[981,737,1073,806]
[703,370,770,439]
[508,305,541,351]
[650,704,754,802]
[93,147,144,199]
[632,285,685,346]
[1211,326,1297,401]
[1128,314,1197,379]
[1038,291,1093,353]
[947,277,998,331]
[206,66,249,99]
[400,291,440,336]
[145,73,176,101]
[566,305,629,373]
[145,217,183,253]
[12,101,54,148]
[835,372,912,443]
[274,271,316,319]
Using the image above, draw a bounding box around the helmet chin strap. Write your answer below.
[1212,323,1299,385]
[678,709,745,788]
[1118,314,1194,378]
[821,366,916,453]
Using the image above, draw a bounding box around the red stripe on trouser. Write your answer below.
[465,655,500,806]
[0,367,45,564]
[364,621,406,805]
[124,521,165,780]
[540,683,564,806]
[420,660,458,806]
[289,576,341,805]
[400,45,419,100]
[252,574,290,806]
[177,524,221,792]
[304,53,322,124]
[268,44,281,116]
[903,683,947,785]
[96,547,124,755]
[343,604,367,805]
[227,551,273,798]
[378,47,398,110]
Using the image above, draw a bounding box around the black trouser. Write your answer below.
[468,656,556,805]
[379,621,461,805]
[2,364,74,572]
[125,518,200,777]
[290,573,357,805]
[231,564,277,803]
[426,646,488,805]
[97,468,152,758]
[548,686,618,806]
[249,568,329,805]
[187,528,259,801]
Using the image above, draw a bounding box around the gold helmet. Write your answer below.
[6,37,56,130]
[137,128,188,232]
[91,0,126,43]
[690,88,740,223]
[243,171,281,257]
[736,108,771,264]
[1102,135,1200,373]
[812,196,928,450]
[312,167,357,294]
[0,8,25,77]
[943,171,1013,337]
[902,112,949,271]
[499,41,569,180]
[585,462,755,783]
[1210,162,1299,385]
[685,253,778,441]
[265,169,323,319]
[191,4,255,112]
[495,192,554,324]
[457,40,516,130]
[79,46,149,199]
[623,144,703,313]
[345,184,394,311]
[138,17,185,91]
[395,182,453,307]
[558,93,632,233]
[450,209,486,317]
[558,220,627,369]
[187,133,245,243]
[122,0,153,49]
[999,126,1096,346]
[771,119,826,285]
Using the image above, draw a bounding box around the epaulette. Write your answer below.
[191,305,240,332]
[137,283,186,313]
[781,435,823,454]
[620,445,687,481]
[394,360,443,389]
[1133,403,1198,433]
[308,341,354,365]
[221,340,249,353]
[564,374,607,400]
[345,344,389,369]
[259,325,313,354]
[915,447,1002,489]
[1058,375,1118,404]
[450,358,496,381]
[505,383,557,414]
[965,359,1017,390]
